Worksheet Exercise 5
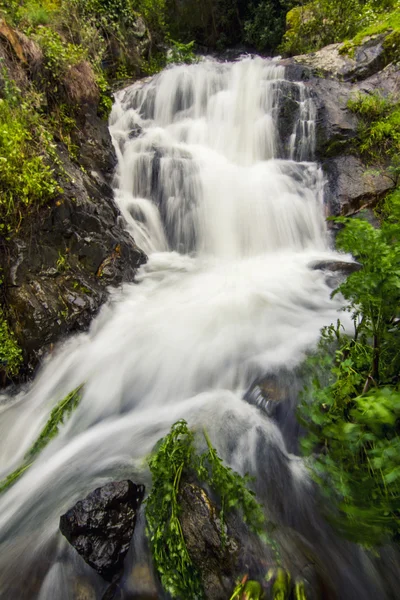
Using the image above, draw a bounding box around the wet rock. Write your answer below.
[244,373,291,418]
[179,482,240,600]
[276,81,301,158]
[310,260,362,275]
[3,146,147,377]
[60,481,145,582]
[311,78,358,159]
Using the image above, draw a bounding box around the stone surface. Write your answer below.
[3,148,147,377]
[323,155,395,216]
[60,481,145,582]
[179,482,240,600]
[291,33,392,82]
[310,260,362,274]
[0,21,148,383]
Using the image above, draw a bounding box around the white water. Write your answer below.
[0,57,386,599]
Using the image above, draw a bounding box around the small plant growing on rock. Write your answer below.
[146,420,273,599]
[0,385,83,493]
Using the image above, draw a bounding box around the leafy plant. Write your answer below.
[0,65,60,234]
[299,192,400,545]
[0,307,22,379]
[348,92,400,173]
[166,39,196,65]
[279,0,399,56]
[0,385,83,493]
[146,420,272,599]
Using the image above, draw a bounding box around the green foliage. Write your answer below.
[266,568,291,600]
[145,420,203,599]
[0,64,60,234]
[0,385,83,493]
[299,192,400,545]
[146,420,270,599]
[244,0,293,53]
[0,307,22,379]
[33,27,86,76]
[347,92,400,177]
[280,1,399,56]
[230,578,263,599]
[26,384,83,459]
[166,39,196,65]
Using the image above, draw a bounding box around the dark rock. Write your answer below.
[310,260,362,274]
[276,81,301,158]
[2,144,147,378]
[323,155,395,216]
[244,373,291,417]
[60,481,145,582]
[179,482,240,600]
[311,78,358,160]
[310,259,363,289]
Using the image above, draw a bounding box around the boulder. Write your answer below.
[60,481,145,582]
[291,33,393,82]
[323,155,395,216]
[309,260,362,274]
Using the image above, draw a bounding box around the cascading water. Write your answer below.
[0,57,394,599]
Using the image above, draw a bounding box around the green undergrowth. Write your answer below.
[339,6,400,57]
[0,64,61,235]
[347,91,400,180]
[299,189,400,546]
[280,1,399,57]
[0,307,22,379]
[0,385,83,493]
[146,420,277,599]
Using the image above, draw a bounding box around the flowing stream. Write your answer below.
[0,57,394,598]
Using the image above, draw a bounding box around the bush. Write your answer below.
[0,307,22,379]
[299,191,400,545]
[279,0,399,56]
[244,0,292,53]
[0,64,60,234]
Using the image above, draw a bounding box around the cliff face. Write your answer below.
[0,20,147,381]
[283,33,399,218]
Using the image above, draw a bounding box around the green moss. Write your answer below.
[382,29,400,62]
[280,2,400,57]
[350,6,400,47]
[347,92,400,167]
[0,307,22,379]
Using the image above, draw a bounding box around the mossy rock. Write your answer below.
[382,29,400,63]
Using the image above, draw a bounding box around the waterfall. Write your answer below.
[0,57,388,599]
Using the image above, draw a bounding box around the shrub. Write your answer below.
[299,191,400,545]
[0,65,60,234]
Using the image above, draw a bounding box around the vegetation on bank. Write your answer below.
[280,0,399,56]
[299,86,400,546]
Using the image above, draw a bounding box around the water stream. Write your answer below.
[0,57,393,598]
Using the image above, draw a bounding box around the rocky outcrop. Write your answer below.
[60,481,145,582]
[283,34,399,217]
[3,149,146,376]
[292,33,394,82]
[0,21,148,381]
[323,155,395,216]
